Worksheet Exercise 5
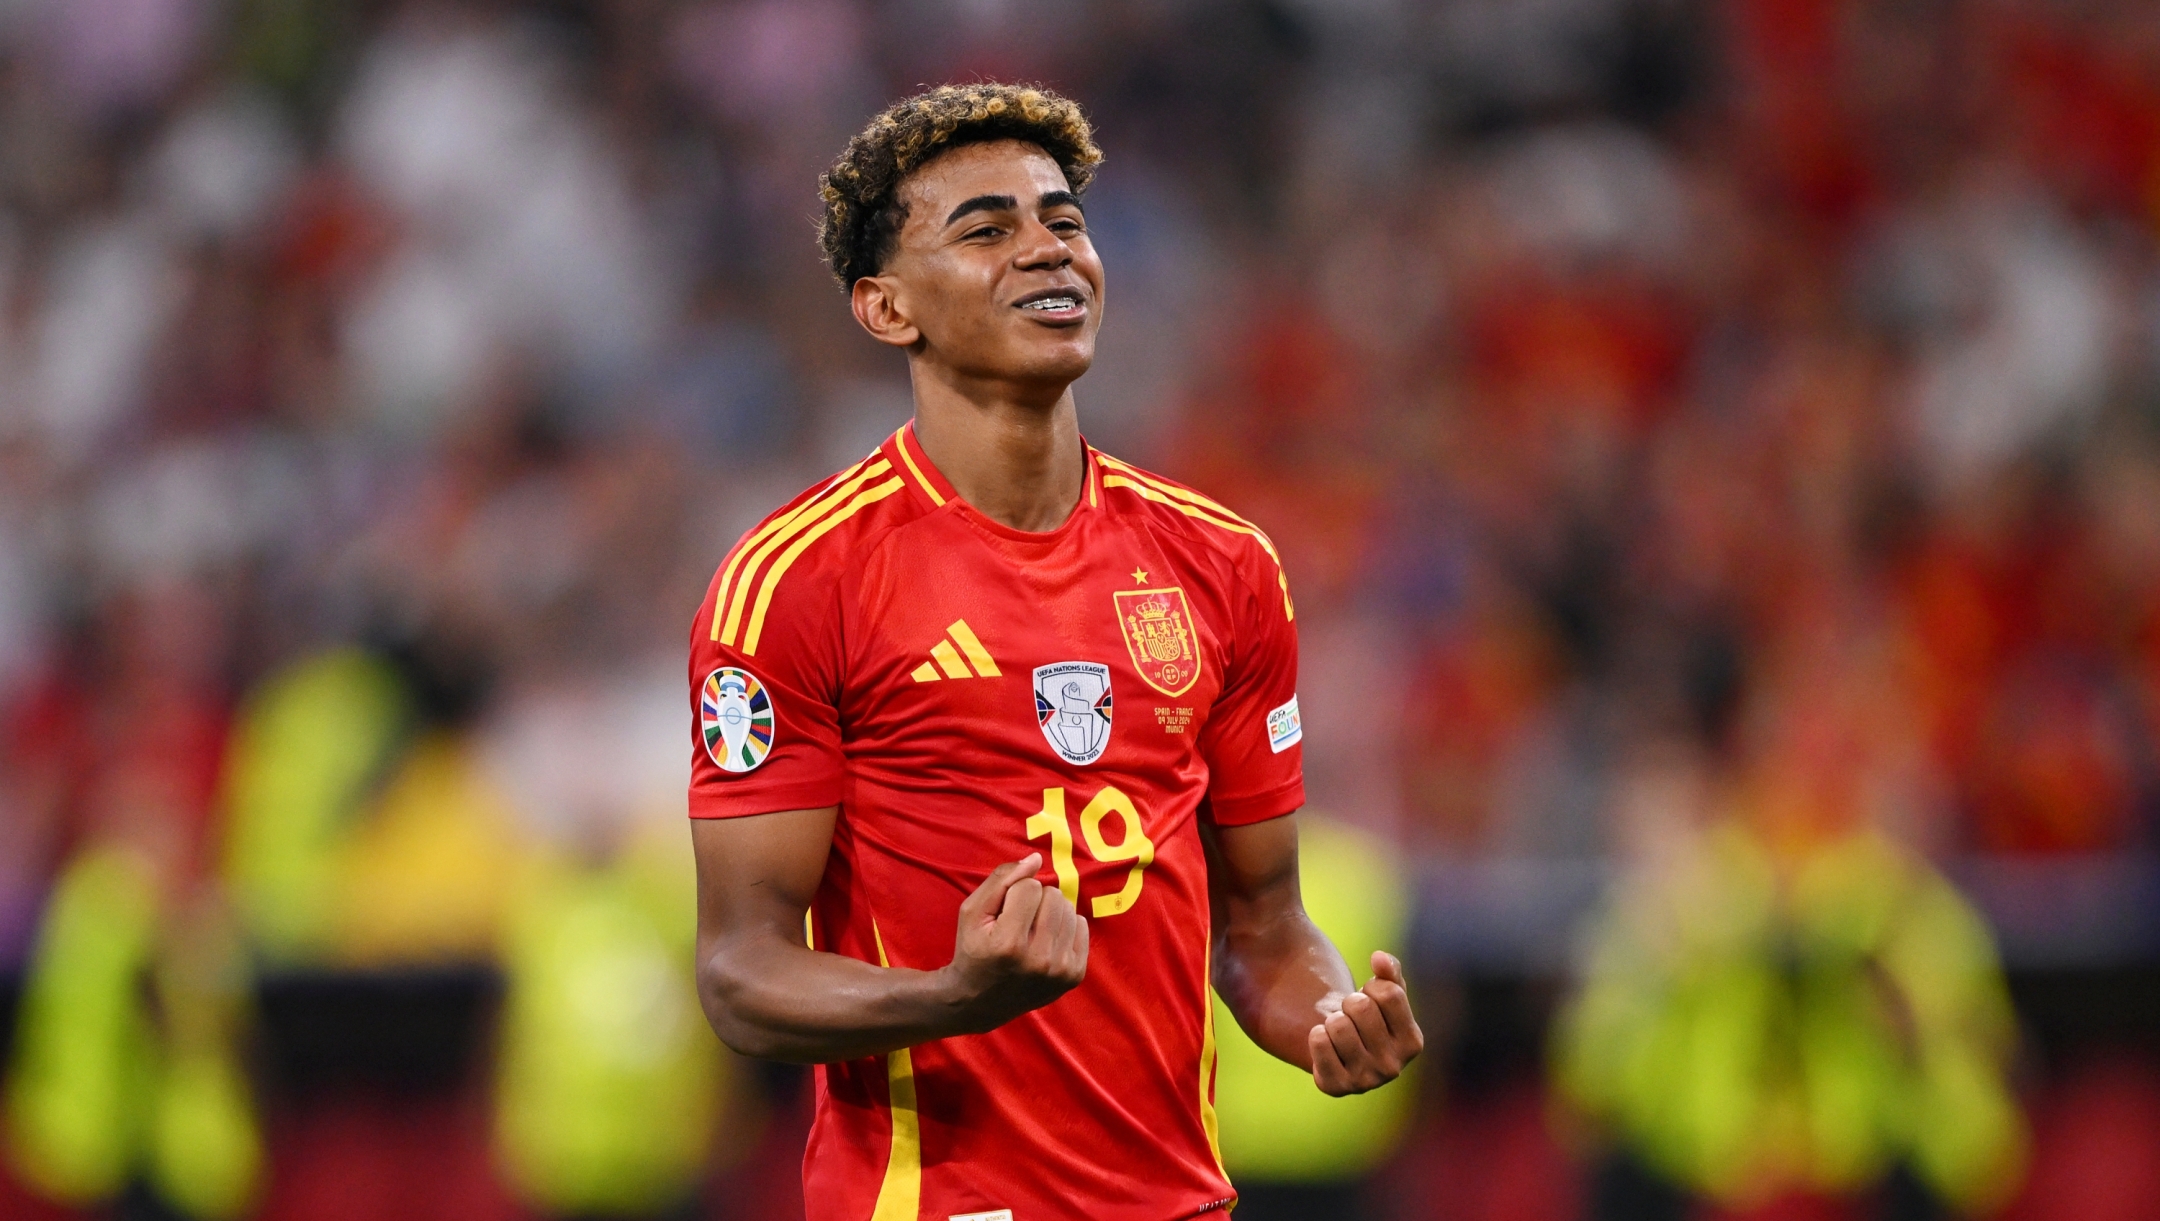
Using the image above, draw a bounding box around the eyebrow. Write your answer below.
[942,190,1087,228]
[944,194,1016,227]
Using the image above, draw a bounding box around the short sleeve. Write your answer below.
[1197,556,1304,826]
[686,561,847,818]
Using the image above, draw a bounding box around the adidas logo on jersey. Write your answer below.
[911,620,1003,682]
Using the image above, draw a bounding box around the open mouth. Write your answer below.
[1015,288,1086,318]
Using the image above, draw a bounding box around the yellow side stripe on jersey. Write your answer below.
[741,476,907,655]
[1101,475,1296,620]
[869,920,922,1221]
[1200,949,1226,1181]
[716,459,894,645]
[892,426,945,506]
[709,456,871,641]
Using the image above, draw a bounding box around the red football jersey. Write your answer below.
[687,423,1305,1221]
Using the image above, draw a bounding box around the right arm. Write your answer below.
[692,807,1089,1063]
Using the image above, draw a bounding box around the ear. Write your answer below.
[850,275,920,348]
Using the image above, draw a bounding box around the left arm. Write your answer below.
[1203,811,1423,1096]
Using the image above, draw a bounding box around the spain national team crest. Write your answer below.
[1034,662,1113,766]
[1114,587,1203,697]
[701,667,774,773]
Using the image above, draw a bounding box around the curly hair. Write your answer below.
[818,83,1103,288]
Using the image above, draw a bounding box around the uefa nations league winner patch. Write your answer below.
[702,666,775,773]
[1035,661,1113,765]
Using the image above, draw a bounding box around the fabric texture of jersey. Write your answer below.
[687,423,1303,1221]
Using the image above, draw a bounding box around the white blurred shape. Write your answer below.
[338,21,666,433]
[1486,123,1687,266]
[340,26,555,230]
[342,247,496,438]
[30,217,180,461]
[91,441,248,582]
[1909,196,2112,484]
[149,89,301,240]
[482,662,689,849]
[85,427,317,589]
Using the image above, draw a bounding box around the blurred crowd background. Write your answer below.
[2,0,2158,1219]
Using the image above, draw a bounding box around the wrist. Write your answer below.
[927,962,985,1029]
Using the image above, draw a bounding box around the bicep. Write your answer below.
[1202,810,1304,916]
[692,807,838,943]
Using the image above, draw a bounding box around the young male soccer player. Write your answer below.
[687,83,1421,1220]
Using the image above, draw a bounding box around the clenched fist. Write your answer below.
[1310,952,1424,1096]
[941,853,1090,1033]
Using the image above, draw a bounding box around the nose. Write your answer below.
[1013,216,1073,272]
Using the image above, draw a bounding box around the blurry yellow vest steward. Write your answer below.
[1554,822,2024,1211]
[221,649,410,962]
[1210,816,1417,1183]
[222,647,518,967]
[494,829,725,1215]
[6,846,261,1219]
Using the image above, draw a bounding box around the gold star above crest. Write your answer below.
[1131,568,1150,585]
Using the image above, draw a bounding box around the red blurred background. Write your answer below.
[1,1,2157,1219]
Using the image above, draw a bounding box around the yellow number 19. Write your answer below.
[1025,784,1156,918]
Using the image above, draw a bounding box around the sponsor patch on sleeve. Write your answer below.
[1265,695,1303,754]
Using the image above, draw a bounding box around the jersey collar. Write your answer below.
[886,421,1104,524]
[888,421,958,509]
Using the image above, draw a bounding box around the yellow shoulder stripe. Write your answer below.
[709,457,871,641]
[1101,475,1295,620]
[713,459,892,644]
[741,475,906,655]
[892,426,945,506]
[1096,455,1294,618]
[709,457,873,641]
[1096,455,1274,548]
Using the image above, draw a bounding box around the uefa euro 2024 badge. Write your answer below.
[702,667,774,773]
[1034,661,1113,765]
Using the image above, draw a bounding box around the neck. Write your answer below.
[908,363,1084,533]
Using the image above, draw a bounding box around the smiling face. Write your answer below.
[849,139,1105,394]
